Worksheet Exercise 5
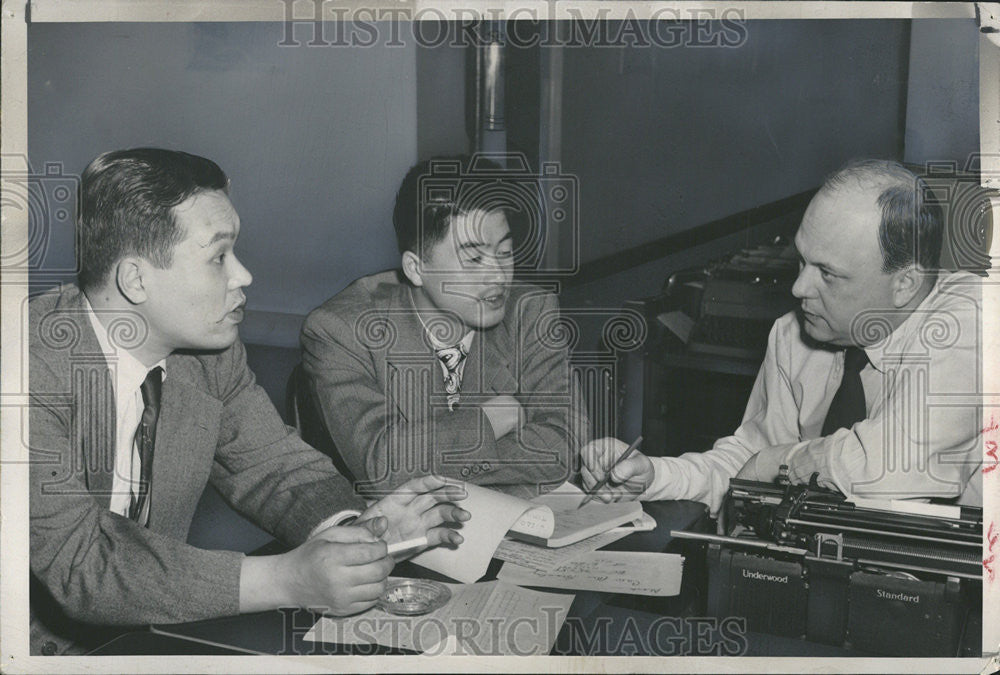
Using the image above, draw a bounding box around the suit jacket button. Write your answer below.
[41,641,58,656]
[482,462,492,471]
[471,465,481,475]
[461,467,471,478]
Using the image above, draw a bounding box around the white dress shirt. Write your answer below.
[84,297,166,522]
[85,296,362,534]
[642,271,984,516]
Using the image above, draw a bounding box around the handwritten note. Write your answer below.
[498,551,684,596]
[493,529,631,571]
[985,414,999,476]
[983,417,997,582]
[986,521,997,583]
[304,579,573,655]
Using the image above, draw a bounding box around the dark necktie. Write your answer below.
[821,347,869,436]
[434,342,468,411]
[129,366,163,525]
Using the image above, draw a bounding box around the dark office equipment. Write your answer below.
[674,478,983,656]
[668,241,799,360]
[618,239,799,456]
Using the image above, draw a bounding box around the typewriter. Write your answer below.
[642,239,800,362]
[671,474,983,656]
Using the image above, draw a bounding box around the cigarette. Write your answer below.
[386,535,429,556]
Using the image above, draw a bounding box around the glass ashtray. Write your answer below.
[377,579,451,616]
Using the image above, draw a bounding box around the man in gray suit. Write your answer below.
[301,156,590,499]
[29,148,468,655]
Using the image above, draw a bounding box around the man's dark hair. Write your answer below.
[77,147,229,290]
[822,159,944,273]
[392,154,517,257]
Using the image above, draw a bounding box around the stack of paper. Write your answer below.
[498,551,684,596]
[494,511,658,572]
[493,529,631,571]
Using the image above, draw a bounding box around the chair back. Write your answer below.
[287,363,356,482]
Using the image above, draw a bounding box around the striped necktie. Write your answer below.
[129,366,163,525]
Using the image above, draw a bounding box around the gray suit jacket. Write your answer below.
[301,271,591,500]
[29,285,365,655]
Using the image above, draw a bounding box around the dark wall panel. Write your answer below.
[560,20,910,263]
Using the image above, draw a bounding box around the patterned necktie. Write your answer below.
[129,366,163,525]
[821,347,870,436]
[434,342,468,411]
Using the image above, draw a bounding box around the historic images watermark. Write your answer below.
[280,607,748,655]
[24,304,151,497]
[276,0,749,49]
[342,155,645,497]
[837,158,996,499]
[1,155,80,286]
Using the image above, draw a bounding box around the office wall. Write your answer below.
[559,20,910,266]
[904,19,980,166]
[556,19,981,323]
[27,22,436,342]
[28,20,979,350]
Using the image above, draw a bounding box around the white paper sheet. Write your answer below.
[407,481,641,582]
[304,579,574,656]
[497,551,684,596]
[408,482,539,583]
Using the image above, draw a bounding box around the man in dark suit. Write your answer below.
[301,156,590,499]
[29,148,469,655]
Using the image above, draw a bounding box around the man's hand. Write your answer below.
[241,525,392,616]
[580,437,654,503]
[481,395,522,439]
[356,475,470,559]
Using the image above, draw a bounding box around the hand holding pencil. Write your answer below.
[580,436,655,504]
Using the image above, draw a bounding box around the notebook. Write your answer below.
[408,481,643,583]
[507,482,644,547]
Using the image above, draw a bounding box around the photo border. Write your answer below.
[2,1,997,672]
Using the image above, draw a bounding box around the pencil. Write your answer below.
[579,435,643,507]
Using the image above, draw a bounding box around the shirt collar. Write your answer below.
[426,327,475,354]
[83,294,166,395]
[862,276,941,373]
[406,287,475,352]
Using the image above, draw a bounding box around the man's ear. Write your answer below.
[401,250,424,287]
[890,264,925,307]
[116,257,149,305]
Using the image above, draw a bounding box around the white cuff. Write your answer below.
[639,456,674,501]
[307,509,363,539]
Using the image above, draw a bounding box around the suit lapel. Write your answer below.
[383,286,437,421]
[478,317,518,396]
[148,371,220,533]
[462,334,483,397]
[55,289,117,508]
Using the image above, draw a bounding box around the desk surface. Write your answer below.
[89,499,856,657]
